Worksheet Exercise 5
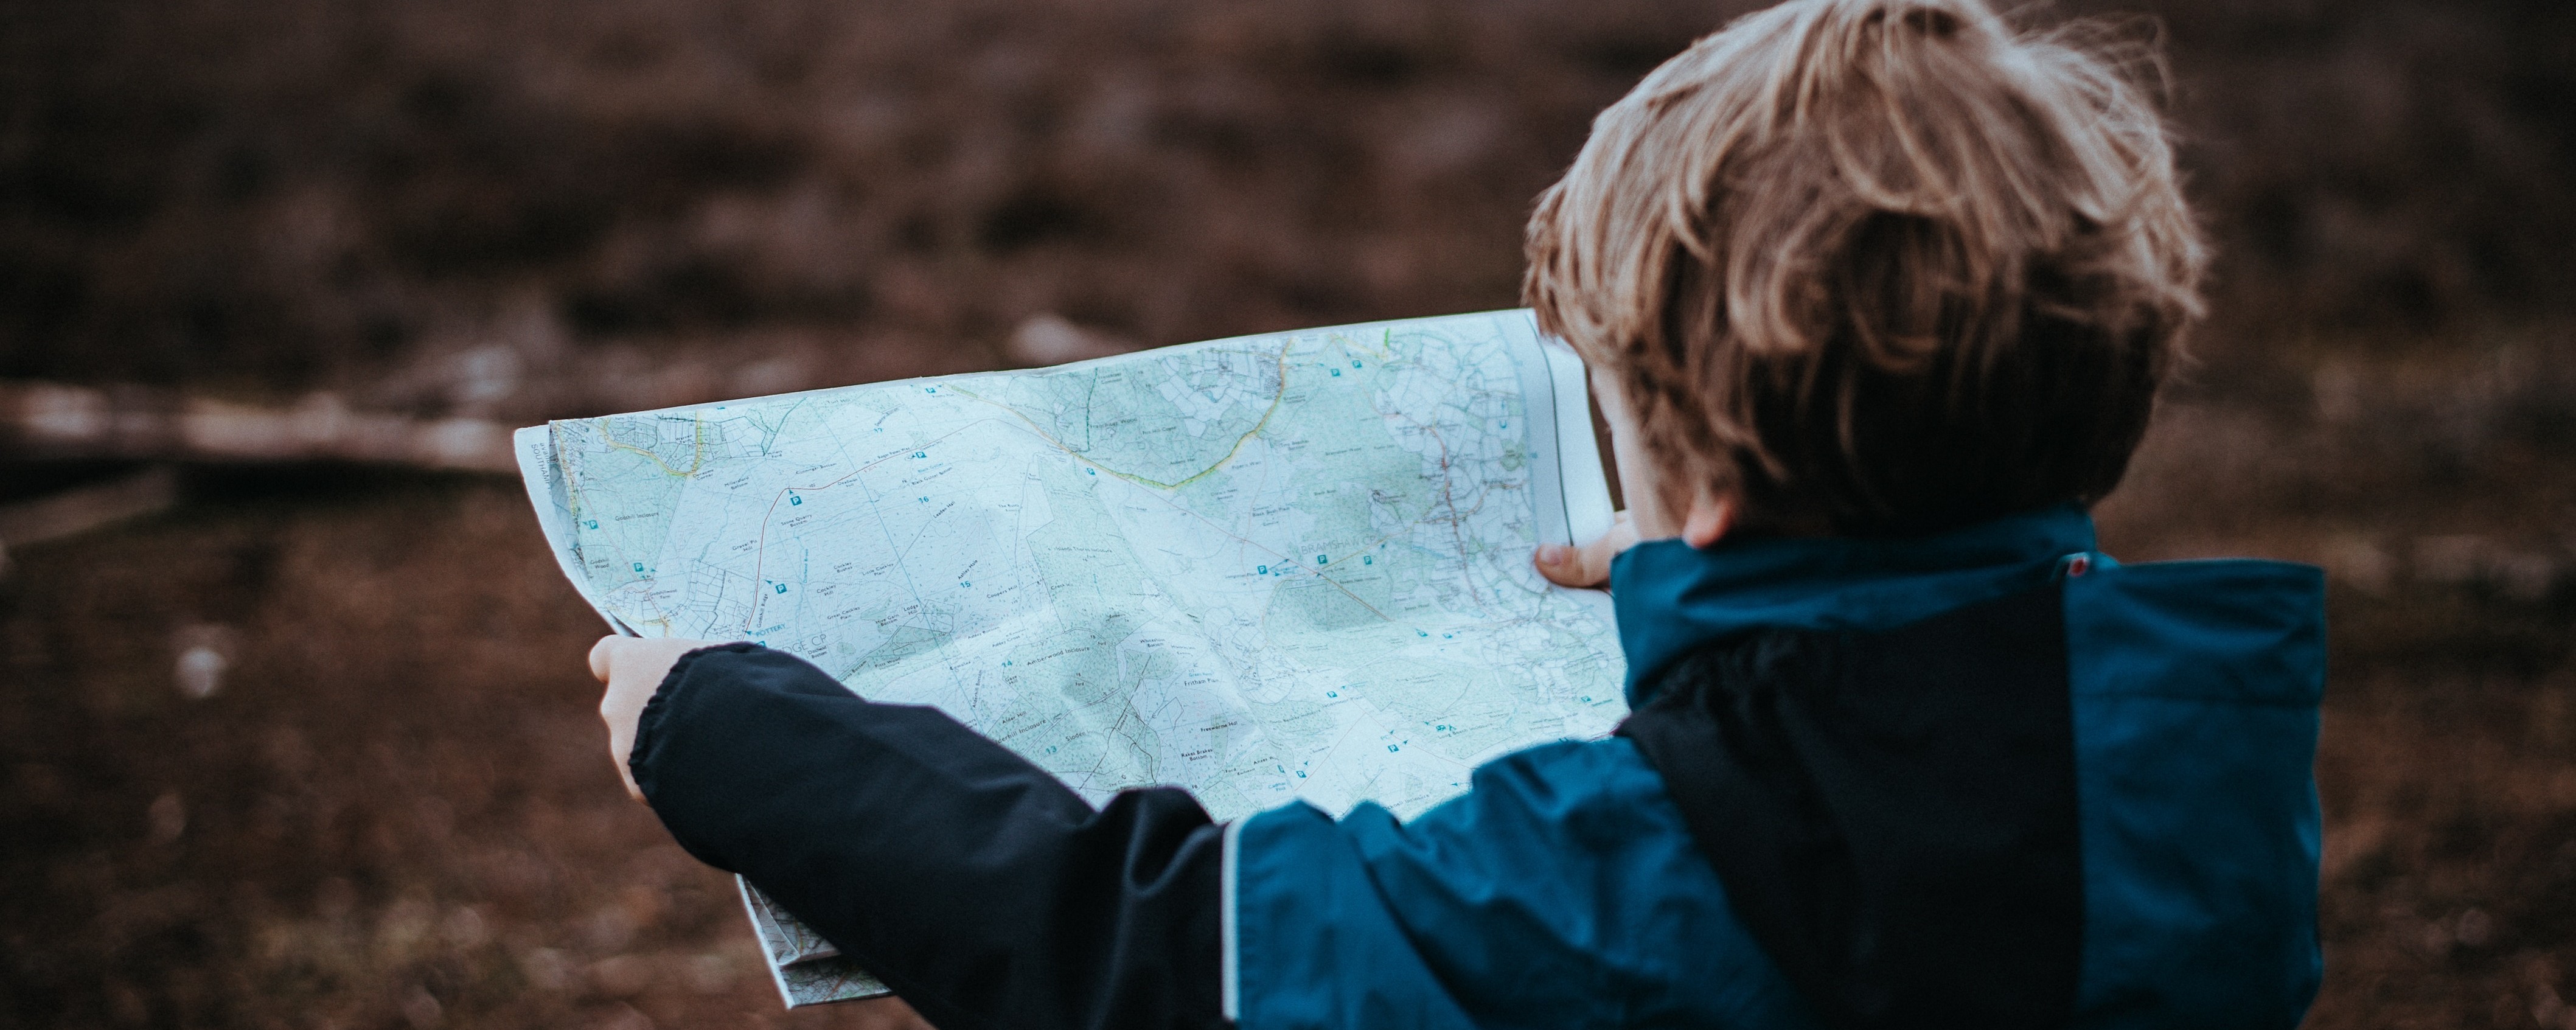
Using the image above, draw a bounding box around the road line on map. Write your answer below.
[953,389,1404,625]
[594,415,712,478]
[947,343,1291,491]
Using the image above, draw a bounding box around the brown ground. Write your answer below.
[4,0,2573,1027]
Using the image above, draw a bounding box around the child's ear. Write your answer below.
[1680,493,1736,549]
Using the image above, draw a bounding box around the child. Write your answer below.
[590,0,2324,1026]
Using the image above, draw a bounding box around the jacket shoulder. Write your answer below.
[2066,558,2325,705]
[2063,558,2325,1028]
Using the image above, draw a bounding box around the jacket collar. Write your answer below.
[1607,504,2098,705]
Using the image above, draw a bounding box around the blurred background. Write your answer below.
[1,0,2571,1026]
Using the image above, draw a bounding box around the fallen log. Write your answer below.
[1,380,515,473]
[0,465,181,576]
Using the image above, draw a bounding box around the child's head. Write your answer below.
[1526,0,2204,538]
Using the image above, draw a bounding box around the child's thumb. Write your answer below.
[1535,513,1638,589]
[588,636,619,684]
[1534,540,1600,588]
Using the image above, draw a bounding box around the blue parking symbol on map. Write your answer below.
[1363,555,1374,565]
[1257,565,1268,574]
[1317,554,1327,564]
[789,495,802,506]
[585,520,597,529]
[632,562,644,572]
[775,583,788,594]
[1331,368,1342,377]
[913,451,927,459]
[1353,360,1362,368]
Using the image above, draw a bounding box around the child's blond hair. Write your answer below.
[1526,0,2205,535]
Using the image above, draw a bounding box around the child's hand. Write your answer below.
[589,636,724,802]
[1534,511,1639,589]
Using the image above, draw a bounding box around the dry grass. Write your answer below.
[5,0,2571,400]
[0,476,929,1028]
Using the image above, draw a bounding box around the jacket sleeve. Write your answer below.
[627,642,1227,1030]
[1228,737,1816,1030]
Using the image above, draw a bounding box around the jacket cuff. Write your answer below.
[627,641,759,799]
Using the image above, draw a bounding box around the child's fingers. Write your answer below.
[1533,543,1592,586]
[1534,513,1637,588]
[590,638,730,802]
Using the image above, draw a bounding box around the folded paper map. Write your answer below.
[515,308,1629,1006]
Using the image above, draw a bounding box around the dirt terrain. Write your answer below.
[3,0,2573,1027]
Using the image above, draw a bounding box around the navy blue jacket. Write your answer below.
[630,506,2325,1030]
